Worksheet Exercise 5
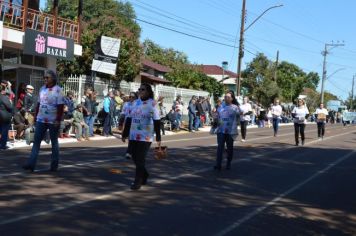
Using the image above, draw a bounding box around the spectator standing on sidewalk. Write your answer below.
[103,91,115,137]
[89,91,99,137]
[22,70,64,172]
[122,83,161,190]
[271,99,283,137]
[24,84,36,125]
[82,88,93,135]
[292,99,309,146]
[188,97,197,132]
[0,84,13,150]
[172,95,184,130]
[114,90,124,129]
[314,103,328,140]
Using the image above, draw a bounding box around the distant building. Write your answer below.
[134,58,171,85]
[0,0,83,98]
[197,65,238,92]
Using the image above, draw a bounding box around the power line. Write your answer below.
[131,0,237,39]
[135,17,238,49]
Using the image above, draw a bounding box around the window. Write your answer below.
[34,56,46,67]
[3,48,19,64]
[20,53,33,65]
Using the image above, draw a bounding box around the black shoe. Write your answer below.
[130,183,142,190]
[295,143,299,146]
[214,165,222,171]
[301,140,305,146]
[22,164,34,172]
[142,173,149,185]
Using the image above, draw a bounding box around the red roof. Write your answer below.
[141,58,172,73]
[198,65,238,78]
[140,72,171,84]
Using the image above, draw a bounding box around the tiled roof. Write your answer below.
[141,58,172,73]
[140,72,171,84]
[198,65,238,78]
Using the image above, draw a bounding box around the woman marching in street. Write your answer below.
[314,103,328,140]
[22,70,64,172]
[122,83,161,190]
[214,90,240,171]
[271,99,283,137]
[239,96,252,142]
[292,99,309,146]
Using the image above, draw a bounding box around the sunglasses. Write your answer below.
[138,88,146,91]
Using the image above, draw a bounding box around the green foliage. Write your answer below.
[47,0,141,81]
[242,53,321,107]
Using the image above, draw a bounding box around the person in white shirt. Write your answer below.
[292,99,309,146]
[239,96,252,142]
[314,103,328,139]
[271,99,283,137]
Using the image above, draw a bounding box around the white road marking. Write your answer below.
[214,149,356,236]
[0,128,354,225]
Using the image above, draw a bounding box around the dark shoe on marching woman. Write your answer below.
[130,181,142,190]
[22,164,34,172]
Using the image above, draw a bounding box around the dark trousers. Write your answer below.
[130,140,152,183]
[160,118,165,135]
[294,123,306,144]
[317,122,325,137]
[240,121,248,139]
[216,133,234,167]
[0,123,10,149]
[272,118,280,135]
[103,112,112,135]
[188,113,195,131]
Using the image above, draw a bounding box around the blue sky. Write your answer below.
[42,0,356,100]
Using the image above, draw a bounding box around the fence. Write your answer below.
[59,75,210,121]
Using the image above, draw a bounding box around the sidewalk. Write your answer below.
[5,122,298,150]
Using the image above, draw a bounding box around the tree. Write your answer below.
[143,39,223,97]
[242,53,320,107]
[46,0,142,81]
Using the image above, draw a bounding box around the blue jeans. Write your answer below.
[272,118,280,135]
[216,133,234,167]
[85,115,94,136]
[27,122,60,169]
[0,123,10,149]
[188,113,195,131]
[175,113,182,128]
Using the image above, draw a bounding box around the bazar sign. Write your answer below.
[23,29,74,60]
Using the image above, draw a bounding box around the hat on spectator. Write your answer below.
[26,85,34,90]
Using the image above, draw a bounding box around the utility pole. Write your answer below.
[236,0,246,97]
[273,50,279,81]
[320,42,345,103]
[351,75,355,110]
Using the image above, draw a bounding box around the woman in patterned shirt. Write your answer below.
[122,83,161,190]
[215,90,241,170]
[23,70,64,172]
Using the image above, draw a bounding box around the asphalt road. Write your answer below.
[0,123,355,236]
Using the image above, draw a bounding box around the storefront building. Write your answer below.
[0,0,82,98]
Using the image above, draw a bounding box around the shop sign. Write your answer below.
[24,29,74,60]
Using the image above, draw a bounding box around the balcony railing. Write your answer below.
[0,0,79,43]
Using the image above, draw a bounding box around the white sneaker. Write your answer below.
[318,137,322,141]
[125,153,132,159]
[241,139,246,142]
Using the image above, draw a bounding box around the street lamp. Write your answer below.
[236,1,283,97]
